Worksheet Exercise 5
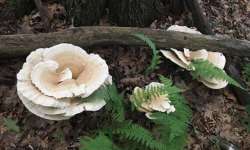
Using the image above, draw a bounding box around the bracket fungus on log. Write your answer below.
[161,48,228,89]
[161,25,228,89]
[130,82,175,119]
[16,43,111,120]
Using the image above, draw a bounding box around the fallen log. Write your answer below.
[0,26,250,58]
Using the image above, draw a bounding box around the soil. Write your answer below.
[0,0,250,150]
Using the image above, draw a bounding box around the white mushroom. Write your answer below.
[130,82,175,119]
[160,48,228,89]
[16,43,111,120]
[163,25,229,89]
[167,25,202,35]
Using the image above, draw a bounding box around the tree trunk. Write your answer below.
[108,0,164,27]
[60,0,106,26]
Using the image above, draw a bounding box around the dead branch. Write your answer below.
[0,26,250,58]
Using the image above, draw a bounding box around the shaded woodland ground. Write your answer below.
[0,0,250,149]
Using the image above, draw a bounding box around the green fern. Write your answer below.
[113,121,166,150]
[80,133,121,150]
[3,117,20,133]
[130,76,192,150]
[190,59,243,89]
[133,33,161,75]
[243,63,250,85]
[104,84,125,122]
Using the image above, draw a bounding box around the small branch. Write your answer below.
[0,26,250,58]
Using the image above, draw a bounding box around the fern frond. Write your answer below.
[133,33,161,75]
[130,84,167,108]
[80,133,121,150]
[3,117,20,133]
[113,121,166,150]
[190,59,243,89]
[243,63,250,83]
[104,84,125,122]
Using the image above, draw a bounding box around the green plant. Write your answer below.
[190,59,243,89]
[80,78,191,150]
[242,63,250,84]
[113,121,166,150]
[3,117,20,133]
[80,133,121,150]
[104,84,125,122]
[130,75,192,150]
[52,129,65,142]
[133,33,161,75]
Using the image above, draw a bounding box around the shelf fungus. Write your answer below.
[162,25,228,89]
[161,48,228,89]
[130,82,175,119]
[16,43,111,120]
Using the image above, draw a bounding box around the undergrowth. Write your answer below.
[242,63,250,86]
[3,117,20,133]
[133,33,162,75]
[190,59,243,89]
[80,76,191,150]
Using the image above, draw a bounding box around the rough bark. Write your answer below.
[12,0,36,18]
[108,0,164,27]
[34,0,51,31]
[184,0,214,35]
[0,26,250,58]
[60,0,106,26]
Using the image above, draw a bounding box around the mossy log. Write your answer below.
[0,26,250,58]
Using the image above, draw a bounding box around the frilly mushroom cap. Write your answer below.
[167,25,202,35]
[131,82,175,119]
[184,48,208,60]
[207,51,226,69]
[160,49,188,69]
[161,48,228,89]
[199,78,228,89]
[16,43,110,120]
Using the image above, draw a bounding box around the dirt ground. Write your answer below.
[0,0,250,150]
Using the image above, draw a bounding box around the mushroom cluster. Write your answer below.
[17,43,111,120]
[161,48,227,89]
[162,25,228,89]
[130,82,175,119]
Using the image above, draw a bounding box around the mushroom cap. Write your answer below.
[184,48,208,60]
[199,78,228,89]
[170,48,190,65]
[207,51,226,69]
[167,25,202,35]
[131,82,175,118]
[17,43,110,120]
[161,48,228,89]
[160,49,188,69]
[17,92,70,120]
[31,60,86,99]
[41,43,109,98]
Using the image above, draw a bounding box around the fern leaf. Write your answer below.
[190,59,244,89]
[133,33,161,75]
[148,76,192,150]
[80,133,120,150]
[113,121,166,150]
[3,117,20,133]
[104,84,125,122]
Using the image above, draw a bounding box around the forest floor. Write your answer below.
[0,0,250,150]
